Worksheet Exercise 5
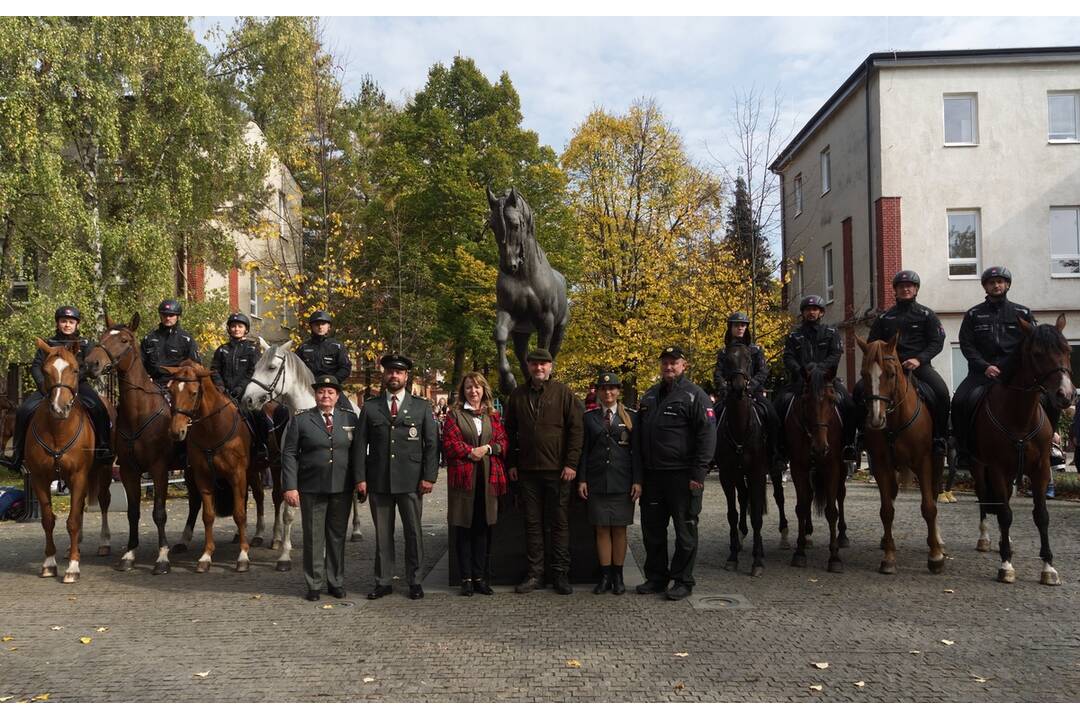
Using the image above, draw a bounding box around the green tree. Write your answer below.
[725,175,773,289]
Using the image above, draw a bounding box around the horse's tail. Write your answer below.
[86,466,108,509]
[811,466,827,516]
[213,477,235,518]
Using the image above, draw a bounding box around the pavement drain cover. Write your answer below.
[688,594,751,610]
[314,600,355,610]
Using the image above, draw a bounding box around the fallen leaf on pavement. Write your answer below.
[809,684,823,692]
[673,652,689,658]
[95,627,108,633]
[0,695,13,702]
[941,639,955,646]
[32,694,50,702]
[362,677,375,683]
[910,650,921,655]
[321,604,334,609]
[8,647,17,652]
[808,578,819,583]
[193,671,210,679]
[67,596,76,601]
[566,659,582,668]
[673,682,685,690]
[943,589,955,594]
[78,637,92,645]
[812,662,830,669]
[854,681,866,688]
[972,675,989,684]
[1,636,12,642]
[50,626,63,631]
[250,594,262,600]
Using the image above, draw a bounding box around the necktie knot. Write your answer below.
[324,413,333,433]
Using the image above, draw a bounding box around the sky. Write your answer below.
[190,15,1080,175]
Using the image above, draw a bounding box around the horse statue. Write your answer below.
[242,339,364,571]
[487,187,569,393]
[784,364,849,572]
[969,314,1073,586]
[714,344,770,577]
[856,334,946,575]
[25,339,115,583]
[161,360,255,573]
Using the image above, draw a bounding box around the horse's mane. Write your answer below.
[1027,323,1070,356]
[808,364,828,399]
[492,190,545,269]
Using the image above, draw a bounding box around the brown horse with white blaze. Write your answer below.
[161,360,254,573]
[856,334,945,575]
[25,339,113,583]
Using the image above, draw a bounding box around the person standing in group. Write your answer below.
[281,375,359,602]
[140,299,201,387]
[295,310,352,410]
[442,372,509,596]
[577,372,640,595]
[352,353,438,600]
[635,346,716,601]
[504,348,584,595]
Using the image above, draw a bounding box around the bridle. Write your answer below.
[247,352,289,403]
[864,353,923,444]
[170,373,239,472]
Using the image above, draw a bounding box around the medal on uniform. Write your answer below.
[409,426,418,438]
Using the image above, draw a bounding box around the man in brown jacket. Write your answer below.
[504,348,584,594]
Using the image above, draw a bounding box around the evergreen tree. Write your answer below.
[724,175,773,290]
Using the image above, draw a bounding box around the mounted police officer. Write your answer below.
[210,312,269,462]
[951,266,1061,467]
[295,310,352,410]
[0,306,113,472]
[775,295,857,460]
[713,311,780,462]
[140,299,201,387]
[853,270,949,454]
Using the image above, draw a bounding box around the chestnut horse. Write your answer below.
[161,360,254,573]
[25,340,113,582]
[971,314,1073,586]
[856,334,946,575]
[715,344,769,577]
[784,365,849,572]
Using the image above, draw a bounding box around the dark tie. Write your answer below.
[605,409,612,430]
[390,395,398,419]
[324,412,333,434]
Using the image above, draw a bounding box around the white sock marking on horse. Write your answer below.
[66,559,80,574]
[237,550,249,563]
[1000,560,1014,573]
[198,552,211,563]
[121,550,135,561]
[979,519,990,542]
[44,555,57,568]
[156,547,170,563]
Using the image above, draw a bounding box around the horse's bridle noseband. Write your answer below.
[247,353,288,403]
[866,355,907,416]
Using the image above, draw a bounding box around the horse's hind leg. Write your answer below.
[97,467,112,556]
[276,501,297,572]
[771,465,789,548]
[116,465,141,571]
[249,469,266,547]
[973,465,992,552]
[790,464,811,568]
[837,471,850,548]
[1032,465,1061,586]
[150,463,172,574]
[720,472,740,571]
[36,478,58,578]
[749,464,767,577]
[351,494,364,542]
[270,466,284,549]
[174,475,201,554]
[825,468,843,574]
[195,486,216,574]
[987,468,1015,583]
[737,480,749,538]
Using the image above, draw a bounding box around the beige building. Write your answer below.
[771,46,1080,391]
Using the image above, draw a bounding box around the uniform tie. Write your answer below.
[324,412,333,434]
[390,395,398,419]
[605,408,613,430]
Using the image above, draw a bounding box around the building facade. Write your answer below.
[771,46,1080,391]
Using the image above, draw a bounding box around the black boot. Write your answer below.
[611,565,626,595]
[592,565,612,594]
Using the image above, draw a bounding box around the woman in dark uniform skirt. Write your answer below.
[577,372,641,594]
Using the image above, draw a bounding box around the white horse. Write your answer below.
[242,339,364,571]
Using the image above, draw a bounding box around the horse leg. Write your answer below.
[790,463,810,567]
[825,464,843,574]
[720,472,740,571]
[173,474,201,553]
[195,486,216,573]
[973,465,992,552]
[749,462,767,577]
[511,331,531,383]
[548,316,568,359]
[917,455,946,574]
[988,467,1015,584]
[97,468,112,557]
[771,465,789,548]
[737,479,749,538]
[115,465,141,571]
[63,471,88,583]
[36,478,58,578]
[351,493,364,542]
[837,470,850,548]
[1032,464,1060,586]
[249,468,266,547]
[493,310,515,392]
[275,501,297,572]
[270,465,284,550]
[875,457,899,574]
[150,462,172,574]
[234,471,251,572]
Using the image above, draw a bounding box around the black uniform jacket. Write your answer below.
[140,324,201,383]
[713,342,769,395]
[958,296,1035,378]
[281,406,358,494]
[868,300,945,366]
[296,335,351,383]
[211,338,261,398]
[634,375,717,482]
[351,392,439,495]
[31,333,90,392]
[579,406,640,495]
[783,321,842,382]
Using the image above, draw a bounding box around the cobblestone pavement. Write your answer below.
[1,471,1078,703]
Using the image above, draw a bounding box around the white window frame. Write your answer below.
[249,268,260,318]
[823,244,835,304]
[793,174,804,215]
[820,148,831,195]
[1050,206,1080,278]
[795,261,804,299]
[946,209,981,279]
[1048,92,1080,143]
[943,93,979,146]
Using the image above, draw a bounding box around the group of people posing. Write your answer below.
[1,262,1061,600]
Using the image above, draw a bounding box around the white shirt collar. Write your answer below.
[386,389,406,408]
[602,402,618,414]
[463,401,479,412]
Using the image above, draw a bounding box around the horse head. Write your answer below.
[856,332,903,430]
[85,312,141,378]
[35,337,81,419]
[487,187,534,276]
[161,360,210,441]
[724,344,753,400]
[800,364,837,458]
[1018,313,1074,410]
[242,339,296,411]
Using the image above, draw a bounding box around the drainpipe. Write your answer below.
[864,57,875,314]
[778,171,787,315]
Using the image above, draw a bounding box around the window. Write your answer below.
[944,94,978,145]
[820,148,831,195]
[823,244,835,303]
[249,268,259,317]
[796,261,804,299]
[950,345,967,393]
[947,210,980,278]
[1050,206,1080,276]
[794,174,804,215]
[1048,92,1079,142]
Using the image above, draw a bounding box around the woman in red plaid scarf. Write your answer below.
[442,371,509,596]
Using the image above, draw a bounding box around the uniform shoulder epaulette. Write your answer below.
[294,407,306,416]
[585,406,600,413]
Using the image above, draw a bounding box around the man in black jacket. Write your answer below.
[853,270,950,454]
[295,310,352,410]
[634,346,716,601]
[140,299,201,386]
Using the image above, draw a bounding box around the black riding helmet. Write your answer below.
[227,312,251,330]
[158,299,183,316]
[981,266,1012,285]
[799,295,826,312]
[308,310,332,325]
[892,270,921,288]
[727,311,751,325]
[724,311,753,346]
[54,305,81,322]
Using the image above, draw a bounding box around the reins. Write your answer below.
[173,378,241,473]
[32,378,87,485]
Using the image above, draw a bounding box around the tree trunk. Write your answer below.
[449,342,466,404]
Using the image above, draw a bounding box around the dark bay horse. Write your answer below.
[25,340,113,583]
[856,334,945,575]
[487,187,569,393]
[161,361,254,573]
[85,313,178,574]
[784,365,849,572]
[971,314,1073,586]
[715,345,769,577]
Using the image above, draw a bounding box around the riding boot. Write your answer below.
[90,411,114,463]
[611,565,626,595]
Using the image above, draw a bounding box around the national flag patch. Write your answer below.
[706,408,716,421]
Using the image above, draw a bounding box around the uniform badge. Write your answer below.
[706,407,716,423]
[408,426,418,439]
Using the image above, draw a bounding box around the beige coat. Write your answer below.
[446,408,500,528]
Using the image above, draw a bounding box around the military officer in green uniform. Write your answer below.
[281,375,360,602]
[352,353,439,600]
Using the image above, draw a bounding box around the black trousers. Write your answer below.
[455,469,492,581]
[852,364,950,440]
[519,470,571,579]
[641,470,702,587]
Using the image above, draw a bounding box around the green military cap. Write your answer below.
[380,352,413,371]
[526,348,553,363]
[312,375,343,392]
[659,345,686,360]
[597,371,621,387]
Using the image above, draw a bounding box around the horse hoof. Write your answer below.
[230,534,240,544]
[724,560,738,572]
[97,545,111,557]
[152,562,170,576]
[779,530,790,549]
[838,535,850,549]
[997,568,1015,584]
[40,566,57,578]
[195,560,211,574]
[270,541,282,551]
[114,558,135,572]
[790,554,807,568]
[928,558,945,574]
[936,492,950,504]
[976,539,992,553]
[804,537,813,547]
[62,572,80,584]
[740,527,748,538]
[1040,570,1061,586]
[250,536,264,548]
[350,532,363,543]
[750,565,764,578]
[236,560,250,573]
[275,560,291,572]
[827,560,844,574]
[879,561,896,575]
[172,543,188,554]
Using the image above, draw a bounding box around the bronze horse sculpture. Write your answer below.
[487,187,569,393]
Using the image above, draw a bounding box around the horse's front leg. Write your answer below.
[825,461,843,574]
[986,465,1015,584]
[873,450,899,574]
[270,465,284,550]
[115,464,142,571]
[149,460,172,574]
[351,493,364,542]
[64,470,89,584]
[770,464,789,548]
[790,461,811,568]
[97,467,112,557]
[276,502,297,572]
[1032,460,1061,586]
[249,468,266,547]
[234,469,251,572]
[749,459,767,577]
[36,478,58,578]
[917,454,945,574]
[174,475,201,554]
[719,468,740,571]
[493,310,515,393]
[195,484,216,574]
